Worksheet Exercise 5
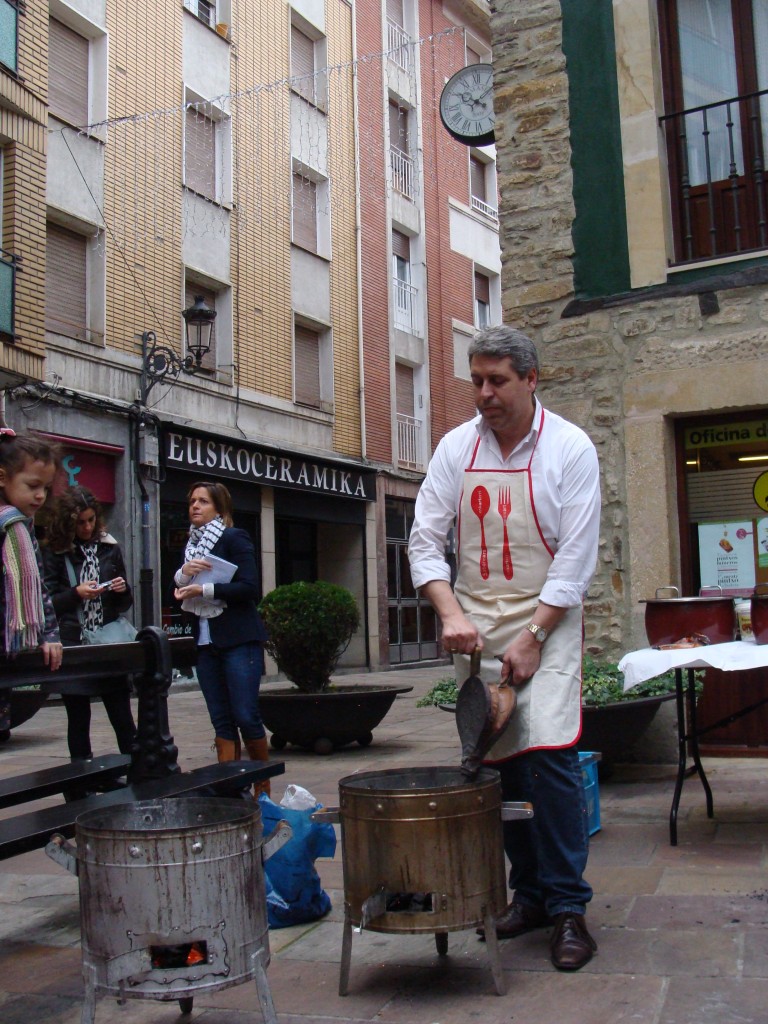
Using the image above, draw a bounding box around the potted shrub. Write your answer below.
[258,581,412,753]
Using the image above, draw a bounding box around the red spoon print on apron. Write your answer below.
[470,485,491,579]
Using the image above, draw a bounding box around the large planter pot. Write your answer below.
[9,688,47,728]
[577,693,676,767]
[260,684,414,754]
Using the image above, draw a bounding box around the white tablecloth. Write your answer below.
[618,641,768,690]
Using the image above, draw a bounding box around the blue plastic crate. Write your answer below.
[579,751,601,836]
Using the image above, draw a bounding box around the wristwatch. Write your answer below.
[525,623,548,643]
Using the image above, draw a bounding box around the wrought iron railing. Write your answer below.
[660,88,768,262]
[0,0,19,74]
[0,250,17,340]
[386,18,411,72]
[390,146,415,199]
[396,412,422,469]
[393,276,419,334]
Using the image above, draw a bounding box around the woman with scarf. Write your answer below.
[0,430,63,742]
[42,488,137,761]
[173,480,270,793]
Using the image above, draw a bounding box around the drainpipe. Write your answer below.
[350,0,366,461]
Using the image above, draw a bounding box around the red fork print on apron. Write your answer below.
[470,485,491,579]
[498,485,513,579]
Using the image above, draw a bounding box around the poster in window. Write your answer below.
[698,521,755,596]
[758,517,768,570]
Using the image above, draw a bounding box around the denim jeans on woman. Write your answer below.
[495,745,592,917]
[195,640,265,741]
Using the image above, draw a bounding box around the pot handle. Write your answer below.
[500,800,534,821]
[699,584,723,595]
[655,586,679,598]
[261,820,293,862]
[311,807,340,824]
[45,833,78,876]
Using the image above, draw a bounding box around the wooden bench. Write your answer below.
[0,753,132,810]
[0,628,284,860]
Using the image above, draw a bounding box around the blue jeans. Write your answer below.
[196,641,265,741]
[495,746,592,917]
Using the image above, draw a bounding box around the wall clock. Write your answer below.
[439,63,495,147]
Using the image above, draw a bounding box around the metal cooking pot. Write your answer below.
[642,586,736,646]
[752,584,768,645]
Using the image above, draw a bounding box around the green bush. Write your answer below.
[259,581,360,693]
[417,654,691,709]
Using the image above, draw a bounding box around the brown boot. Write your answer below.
[244,736,271,798]
[214,737,241,763]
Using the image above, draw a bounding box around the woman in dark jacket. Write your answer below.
[173,480,270,794]
[42,488,137,760]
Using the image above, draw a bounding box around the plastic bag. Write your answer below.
[280,784,318,810]
[259,790,337,928]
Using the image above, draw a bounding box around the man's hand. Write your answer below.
[499,631,542,686]
[420,581,482,656]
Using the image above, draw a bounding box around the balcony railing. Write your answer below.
[390,146,415,199]
[0,0,19,74]
[0,250,17,340]
[393,277,419,334]
[397,412,422,469]
[471,194,498,221]
[386,18,411,72]
[660,88,768,262]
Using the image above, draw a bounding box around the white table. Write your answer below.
[618,641,768,845]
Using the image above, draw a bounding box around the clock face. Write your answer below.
[439,63,496,147]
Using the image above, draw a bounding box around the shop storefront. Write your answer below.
[158,427,377,669]
[677,409,768,754]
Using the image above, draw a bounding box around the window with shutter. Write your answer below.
[49,18,89,127]
[395,363,414,417]
[386,0,405,28]
[466,45,483,66]
[474,271,491,329]
[291,24,316,104]
[185,107,217,199]
[292,172,318,252]
[46,224,87,342]
[184,282,217,371]
[391,229,410,262]
[470,156,487,203]
[294,325,321,408]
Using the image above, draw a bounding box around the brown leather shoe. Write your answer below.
[549,913,597,971]
[476,901,552,941]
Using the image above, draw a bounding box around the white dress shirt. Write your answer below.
[408,398,601,608]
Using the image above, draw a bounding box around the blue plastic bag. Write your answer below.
[259,792,337,928]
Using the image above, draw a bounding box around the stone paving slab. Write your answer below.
[2,667,768,1022]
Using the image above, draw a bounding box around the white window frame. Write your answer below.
[291,159,330,259]
[290,12,328,112]
[45,214,106,346]
[473,264,500,330]
[293,314,334,413]
[183,87,232,206]
[469,149,498,221]
[48,2,108,138]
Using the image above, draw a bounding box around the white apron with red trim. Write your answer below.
[453,414,582,759]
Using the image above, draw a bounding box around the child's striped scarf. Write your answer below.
[0,504,45,655]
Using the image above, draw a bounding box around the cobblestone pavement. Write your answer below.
[1,666,768,1023]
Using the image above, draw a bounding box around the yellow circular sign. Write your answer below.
[754,471,768,512]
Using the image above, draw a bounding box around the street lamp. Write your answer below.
[136,296,216,627]
[139,295,217,405]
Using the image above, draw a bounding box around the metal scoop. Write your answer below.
[455,648,516,778]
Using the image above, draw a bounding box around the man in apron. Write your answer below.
[408,326,601,971]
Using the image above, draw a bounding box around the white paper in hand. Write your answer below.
[194,554,237,586]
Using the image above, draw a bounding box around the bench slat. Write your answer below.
[0,754,132,809]
[0,760,284,861]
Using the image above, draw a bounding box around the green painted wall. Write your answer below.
[562,0,631,298]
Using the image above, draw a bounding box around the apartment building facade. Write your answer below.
[1,0,500,670]
[357,0,501,666]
